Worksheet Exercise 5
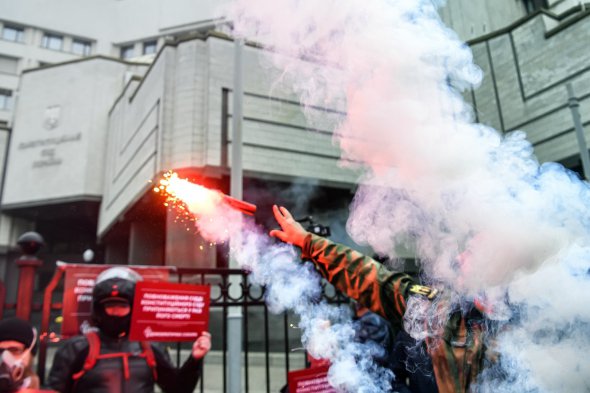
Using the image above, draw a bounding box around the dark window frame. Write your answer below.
[120,45,134,59]
[41,33,64,51]
[0,89,13,110]
[142,40,157,55]
[2,24,25,42]
[523,0,548,14]
[72,39,92,56]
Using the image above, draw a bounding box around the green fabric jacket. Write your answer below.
[301,234,486,393]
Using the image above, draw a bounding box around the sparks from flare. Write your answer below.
[152,171,225,247]
[155,171,222,216]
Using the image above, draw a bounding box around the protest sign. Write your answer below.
[288,365,336,393]
[128,281,210,341]
[61,264,170,337]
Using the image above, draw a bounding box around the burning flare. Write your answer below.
[154,171,257,216]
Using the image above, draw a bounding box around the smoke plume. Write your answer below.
[194,0,590,391]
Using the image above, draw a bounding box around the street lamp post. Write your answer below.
[227,37,244,392]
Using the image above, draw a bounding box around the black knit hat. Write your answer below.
[0,317,37,354]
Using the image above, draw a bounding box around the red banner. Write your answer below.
[61,264,171,337]
[288,365,336,393]
[128,281,210,342]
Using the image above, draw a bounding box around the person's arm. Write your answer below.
[303,232,415,324]
[270,205,433,325]
[153,346,202,393]
[155,332,211,393]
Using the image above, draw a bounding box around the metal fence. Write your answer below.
[1,265,349,393]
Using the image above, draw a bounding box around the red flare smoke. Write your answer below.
[154,171,257,216]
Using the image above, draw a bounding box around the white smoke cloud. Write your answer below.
[208,0,590,392]
[190,208,394,391]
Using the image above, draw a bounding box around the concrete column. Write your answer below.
[165,208,216,268]
[104,237,129,265]
[129,221,164,265]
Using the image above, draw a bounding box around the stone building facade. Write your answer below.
[1,0,589,297]
[463,4,590,172]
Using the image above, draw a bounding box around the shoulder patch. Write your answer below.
[409,284,438,300]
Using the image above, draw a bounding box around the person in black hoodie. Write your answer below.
[48,267,210,393]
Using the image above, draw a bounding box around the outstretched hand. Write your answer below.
[269,205,308,249]
[192,331,211,360]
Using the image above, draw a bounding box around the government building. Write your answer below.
[0,0,588,390]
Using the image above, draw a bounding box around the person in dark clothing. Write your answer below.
[352,302,393,368]
[270,205,490,393]
[48,267,211,393]
[390,330,437,393]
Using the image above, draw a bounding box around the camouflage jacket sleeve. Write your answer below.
[301,234,434,326]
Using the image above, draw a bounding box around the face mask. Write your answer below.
[0,349,26,393]
[98,313,132,339]
[0,328,36,393]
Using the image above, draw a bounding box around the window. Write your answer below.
[0,89,12,111]
[142,40,157,55]
[120,45,134,59]
[523,0,548,14]
[72,39,92,56]
[0,55,18,74]
[41,33,63,50]
[2,25,24,42]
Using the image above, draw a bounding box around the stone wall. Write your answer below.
[466,8,590,166]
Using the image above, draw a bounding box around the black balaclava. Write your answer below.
[91,267,142,339]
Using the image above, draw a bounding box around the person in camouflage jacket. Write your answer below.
[270,205,488,393]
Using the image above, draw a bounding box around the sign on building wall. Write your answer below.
[1,59,129,207]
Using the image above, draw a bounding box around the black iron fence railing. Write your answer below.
[1,266,349,393]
